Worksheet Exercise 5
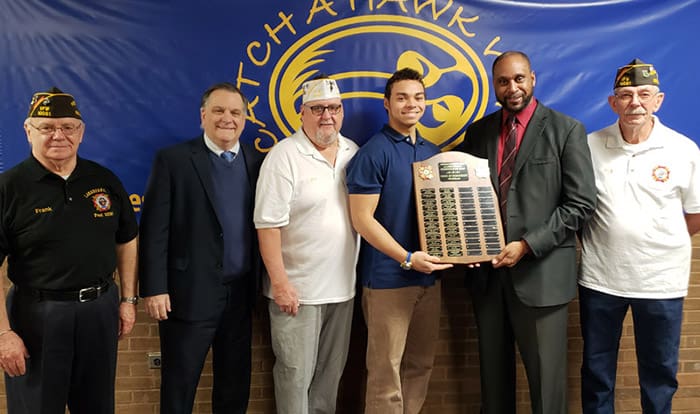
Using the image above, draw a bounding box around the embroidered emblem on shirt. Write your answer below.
[417,165,434,180]
[92,193,112,212]
[651,165,670,183]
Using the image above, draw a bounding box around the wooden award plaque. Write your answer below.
[413,151,505,264]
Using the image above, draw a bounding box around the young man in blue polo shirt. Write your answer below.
[346,67,452,414]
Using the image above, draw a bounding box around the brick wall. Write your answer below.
[1,236,700,413]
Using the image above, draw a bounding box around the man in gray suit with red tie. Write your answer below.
[457,51,596,414]
[139,82,264,414]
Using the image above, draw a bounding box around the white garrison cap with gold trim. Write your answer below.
[302,78,341,103]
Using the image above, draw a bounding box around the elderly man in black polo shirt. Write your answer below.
[0,87,138,413]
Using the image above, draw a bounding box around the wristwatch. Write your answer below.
[121,296,139,305]
[400,252,413,270]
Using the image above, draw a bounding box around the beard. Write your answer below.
[498,92,533,114]
[310,129,338,149]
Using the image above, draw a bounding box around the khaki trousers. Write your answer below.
[362,281,441,414]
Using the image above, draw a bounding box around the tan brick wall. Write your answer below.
[1,236,700,413]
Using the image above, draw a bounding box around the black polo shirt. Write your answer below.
[0,156,138,290]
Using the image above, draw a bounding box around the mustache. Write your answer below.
[625,109,647,116]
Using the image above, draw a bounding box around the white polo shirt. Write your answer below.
[580,117,700,299]
[254,129,359,304]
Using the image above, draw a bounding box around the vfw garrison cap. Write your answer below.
[27,86,82,119]
[614,58,659,89]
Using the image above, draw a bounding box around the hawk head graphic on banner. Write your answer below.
[236,8,501,151]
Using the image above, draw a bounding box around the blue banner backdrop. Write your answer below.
[1,0,698,217]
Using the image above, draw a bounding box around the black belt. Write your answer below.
[18,279,111,303]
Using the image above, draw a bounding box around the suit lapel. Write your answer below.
[487,111,502,190]
[513,105,546,179]
[189,137,221,222]
[239,143,258,193]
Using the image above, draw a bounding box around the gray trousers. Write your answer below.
[269,298,354,414]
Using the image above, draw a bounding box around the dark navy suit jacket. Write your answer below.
[139,136,265,320]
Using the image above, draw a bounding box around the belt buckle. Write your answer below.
[78,286,98,302]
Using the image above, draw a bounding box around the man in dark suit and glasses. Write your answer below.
[139,82,265,413]
[457,51,596,414]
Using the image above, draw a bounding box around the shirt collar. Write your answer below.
[382,124,425,144]
[203,133,240,156]
[25,155,85,182]
[607,115,663,150]
[502,97,538,127]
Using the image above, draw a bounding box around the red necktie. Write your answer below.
[499,115,517,226]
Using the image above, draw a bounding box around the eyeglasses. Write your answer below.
[305,104,342,116]
[614,91,658,104]
[29,122,83,136]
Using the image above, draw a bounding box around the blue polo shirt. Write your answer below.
[346,124,441,289]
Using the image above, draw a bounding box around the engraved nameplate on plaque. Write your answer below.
[413,151,505,264]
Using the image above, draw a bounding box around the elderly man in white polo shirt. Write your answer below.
[579,59,700,414]
[254,76,359,413]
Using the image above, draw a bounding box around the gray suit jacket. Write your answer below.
[457,102,596,307]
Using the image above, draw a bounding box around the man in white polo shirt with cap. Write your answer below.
[254,75,359,413]
[580,58,700,413]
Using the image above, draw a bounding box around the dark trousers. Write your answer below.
[5,282,119,414]
[469,270,569,414]
[579,286,683,414]
[159,278,253,414]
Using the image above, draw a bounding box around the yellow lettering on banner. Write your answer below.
[247,41,270,66]
[236,62,260,87]
[34,207,53,214]
[236,62,268,129]
[264,12,296,45]
[255,129,279,153]
[246,96,267,128]
[484,36,502,56]
[415,0,453,20]
[376,0,408,13]
[308,0,338,24]
[94,213,104,218]
[129,194,143,213]
[350,0,376,11]
[448,6,478,38]
[104,212,114,217]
